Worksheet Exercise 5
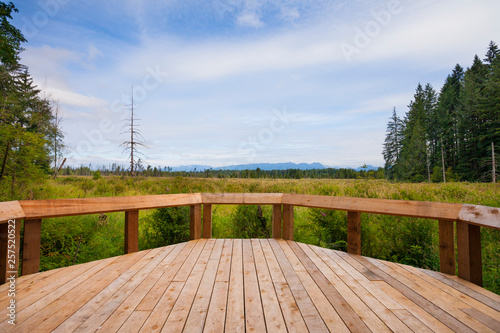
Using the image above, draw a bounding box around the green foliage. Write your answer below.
[231,205,271,239]
[384,41,500,183]
[139,206,190,250]
[92,170,102,180]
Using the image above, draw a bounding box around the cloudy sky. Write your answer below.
[12,0,500,168]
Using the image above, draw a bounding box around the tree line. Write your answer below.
[383,41,500,182]
[0,2,64,200]
[61,164,385,180]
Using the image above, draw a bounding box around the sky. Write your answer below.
[11,0,500,169]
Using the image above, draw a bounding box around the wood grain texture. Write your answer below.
[0,201,25,223]
[439,219,456,275]
[22,219,42,275]
[202,204,212,239]
[19,193,202,219]
[2,239,500,332]
[282,204,294,241]
[125,211,139,254]
[282,193,464,220]
[347,211,361,255]
[272,204,282,239]
[201,192,283,205]
[190,204,202,240]
[458,204,500,230]
[457,221,483,286]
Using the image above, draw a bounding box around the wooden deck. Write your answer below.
[1,239,500,332]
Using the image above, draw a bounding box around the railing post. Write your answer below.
[456,221,482,286]
[282,205,294,240]
[347,211,361,255]
[0,220,21,284]
[272,204,282,239]
[125,210,139,254]
[190,204,202,240]
[202,204,212,239]
[438,220,455,275]
[22,219,42,275]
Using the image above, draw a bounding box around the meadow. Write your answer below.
[29,176,500,294]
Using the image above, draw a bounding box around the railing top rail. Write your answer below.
[17,193,202,220]
[0,193,499,230]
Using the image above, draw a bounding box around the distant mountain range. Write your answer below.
[167,163,379,172]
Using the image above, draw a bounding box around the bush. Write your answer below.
[140,206,190,250]
[232,205,271,238]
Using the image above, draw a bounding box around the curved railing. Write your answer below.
[1,193,499,286]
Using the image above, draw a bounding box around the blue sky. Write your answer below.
[11,0,500,168]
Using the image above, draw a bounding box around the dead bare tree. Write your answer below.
[121,88,147,176]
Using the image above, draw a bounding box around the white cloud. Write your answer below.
[237,12,264,28]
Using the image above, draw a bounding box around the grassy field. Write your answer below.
[26,176,500,294]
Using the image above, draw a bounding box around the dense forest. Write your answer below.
[0,2,64,200]
[383,41,500,182]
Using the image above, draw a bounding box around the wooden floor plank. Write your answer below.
[260,239,308,333]
[203,281,229,332]
[325,248,405,310]
[69,248,165,333]
[138,281,185,333]
[5,249,149,332]
[284,240,373,333]
[372,257,496,332]
[374,281,453,333]
[242,239,267,332]
[269,239,329,333]
[86,245,176,332]
[400,261,500,321]
[135,242,191,311]
[391,309,434,333]
[2,239,500,333]
[307,244,411,333]
[184,241,222,333]
[225,239,245,333]
[353,255,474,332]
[418,268,500,312]
[251,239,287,332]
[117,310,150,333]
[54,243,184,333]
[162,239,215,333]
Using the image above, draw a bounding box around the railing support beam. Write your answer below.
[282,205,294,240]
[438,220,455,275]
[202,204,212,239]
[22,219,42,275]
[347,211,361,255]
[457,221,482,286]
[272,204,282,239]
[190,204,202,240]
[125,210,139,254]
[0,220,21,284]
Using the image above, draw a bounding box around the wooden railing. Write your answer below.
[0,193,499,287]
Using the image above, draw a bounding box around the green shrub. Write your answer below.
[231,205,271,238]
[140,207,190,250]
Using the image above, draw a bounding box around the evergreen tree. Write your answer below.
[436,64,464,172]
[382,107,402,179]
[457,55,488,180]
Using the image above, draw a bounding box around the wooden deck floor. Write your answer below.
[1,239,500,332]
